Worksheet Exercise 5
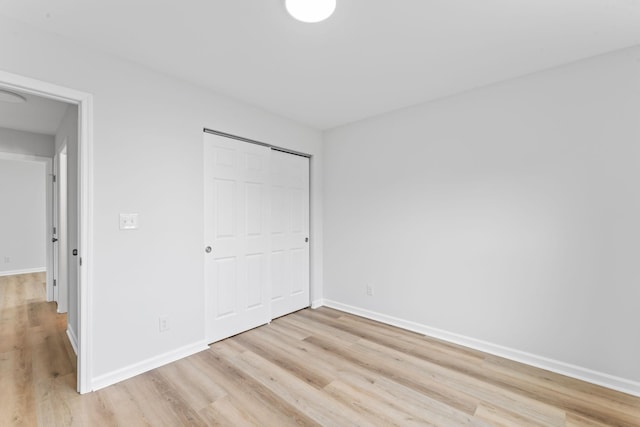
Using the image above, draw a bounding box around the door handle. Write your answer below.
[52,237,58,243]
[205,246,212,253]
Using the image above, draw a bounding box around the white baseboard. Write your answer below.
[91,341,209,392]
[311,298,324,309]
[66,327,79,356]
[0,267,46,277]
[321,299,640,398]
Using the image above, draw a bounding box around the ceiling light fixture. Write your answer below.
[0,89,27,104]
[285,0,336,23]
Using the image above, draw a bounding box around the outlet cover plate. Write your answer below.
[159,316,170,332]
[119,213,139,230]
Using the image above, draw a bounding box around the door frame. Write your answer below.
[0,70,94,394]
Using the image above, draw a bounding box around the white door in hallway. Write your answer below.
[52,146,68,313]
[204,133,271,343]
[270,150,310,319]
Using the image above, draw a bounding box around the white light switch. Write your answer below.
[119,213,139,230]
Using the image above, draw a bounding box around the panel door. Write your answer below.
[52,155,59,304]
[270,150,310,319]
[52,148,69,313]
[204,133,271,343]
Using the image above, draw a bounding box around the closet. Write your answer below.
[203,131,310,343]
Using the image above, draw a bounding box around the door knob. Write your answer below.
[205,246,212,253]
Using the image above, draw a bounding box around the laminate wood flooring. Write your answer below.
[1,273,639,426]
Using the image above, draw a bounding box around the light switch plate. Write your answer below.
[119,213,139,230]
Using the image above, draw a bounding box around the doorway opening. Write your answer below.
[0,70,93,394]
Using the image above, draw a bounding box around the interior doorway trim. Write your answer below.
[0,70,94,394]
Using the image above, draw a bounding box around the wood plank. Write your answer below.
[35,372,117,427]
[230,349,377,426]
[95,381,152,427]
[354,337,567,426]
[198,395,262,427]
[480,356,640,424]
[303,333,483,415]
[233,327,336,388]
[119,371,208,426]
[474,402,554,427]
[3,273,640,426]
[267,316,313,340]
[326,371,490,427]
[198,347,322,426]
[0,348,37,426]
[155,356,227,412]
[324,379,437,426]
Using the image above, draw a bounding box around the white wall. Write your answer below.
[0,15,323,385]
[324,46,640,389]
[0,158,46,274]
[0,127,54,157]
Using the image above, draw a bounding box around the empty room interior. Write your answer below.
[1,1,640,425]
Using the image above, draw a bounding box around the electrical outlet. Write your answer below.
[366,284,374,297]
[119,213,139,230]
[159,316,170,332]
[4,256,10,264]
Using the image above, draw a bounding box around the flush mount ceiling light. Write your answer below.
[0,89,27,104]
[285,0,336,23]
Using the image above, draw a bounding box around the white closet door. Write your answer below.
[270,150,310,319]
[204,133,271,343]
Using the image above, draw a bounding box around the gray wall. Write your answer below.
[0,128,53,275]
[0,127,54,157]
[324,46,640,385]
[0,15,324,384]
[0,157,46,274]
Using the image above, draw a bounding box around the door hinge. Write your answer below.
[52,174,57,183]
[79,257,82,267]
[53,226,57,235]
[53,279,57,287]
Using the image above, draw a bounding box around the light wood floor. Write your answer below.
[2,273,639,426]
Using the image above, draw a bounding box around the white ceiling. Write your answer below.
[0,90,69,135]
[1,0,639,130]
